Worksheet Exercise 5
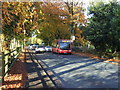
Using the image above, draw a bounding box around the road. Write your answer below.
[27,52,119,88]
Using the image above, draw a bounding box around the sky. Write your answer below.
[62,0,120,18]
[80,0,120,18]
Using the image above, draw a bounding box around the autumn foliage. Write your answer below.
[2,1,87,49]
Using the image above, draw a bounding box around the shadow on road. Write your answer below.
[25,52,119,88]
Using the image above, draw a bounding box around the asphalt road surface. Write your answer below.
[29,52,119,88]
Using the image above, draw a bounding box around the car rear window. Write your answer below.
[38,46,44,48]
[46,46,51,48]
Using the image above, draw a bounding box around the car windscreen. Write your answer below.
[38,46,44,48]
[59,42,71,50]
[29,44,33,46]
[46,46,51,48]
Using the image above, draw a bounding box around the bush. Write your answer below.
[72,45,95,53]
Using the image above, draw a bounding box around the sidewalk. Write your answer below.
[1,52,28,89]
[0,54,2,87]
[0,54,2,69]
[72,52,120,65]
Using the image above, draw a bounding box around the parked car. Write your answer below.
[45,46,52,52]
[28,44,39,50]
[27,44,33,49]
[34,45,46,53]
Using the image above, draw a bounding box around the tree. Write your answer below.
[2,2,41,76]
[2,2,40,50]
[84,1,120,53]
[36,1,71,45]
[64,0,87,46]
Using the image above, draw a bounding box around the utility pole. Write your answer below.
[23,29,26,51]
[71,0,75,42]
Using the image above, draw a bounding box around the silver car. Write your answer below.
[35,46,46,53]
[45,46,52,52]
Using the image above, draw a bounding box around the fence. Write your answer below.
[1,47,21,82]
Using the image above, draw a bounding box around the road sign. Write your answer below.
[71,35,75,41]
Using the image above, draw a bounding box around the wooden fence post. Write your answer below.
[2,52,5,83]
[4,50,9,77]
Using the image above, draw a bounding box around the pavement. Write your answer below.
[0,54,2,70]
[0,54,2,86]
